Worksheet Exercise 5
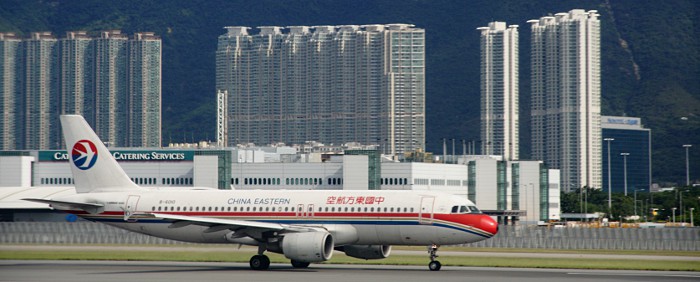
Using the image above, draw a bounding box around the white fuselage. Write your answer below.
[64,189,495,246]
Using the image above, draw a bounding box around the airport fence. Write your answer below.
[469,225,700,251]
[0,222,699,251]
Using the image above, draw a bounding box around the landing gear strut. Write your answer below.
[428,244,441,271]
[250,244,270,270]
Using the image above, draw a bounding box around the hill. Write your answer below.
[0,0,697,185]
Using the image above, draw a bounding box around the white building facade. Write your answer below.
[478,22,519,160]
[1,148,560,225]
[529,10,601,192]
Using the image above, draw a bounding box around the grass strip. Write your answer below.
[1,249,698,272]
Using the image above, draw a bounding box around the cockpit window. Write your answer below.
[468,206,481,213]
[452,205,471,214]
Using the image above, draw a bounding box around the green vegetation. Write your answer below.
[1,247,698,271]
[0,0,697,184]
[560,186,700,225]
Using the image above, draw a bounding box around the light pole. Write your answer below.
[451,138,455,164]
[672,207,677,223]
[680,190,689,224]
[531,183,536,223]
[690,208,695,227]
[634,189,640,216]
[604,138,615,215]
[621,153,630,196]
[582,186,588,222]
[683,144,692,186]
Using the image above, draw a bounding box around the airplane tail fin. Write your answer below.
[60,115,142,193]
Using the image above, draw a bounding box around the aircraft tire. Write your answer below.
[428,260,441,271]
[250,254,271,270]
[291,260,311,268]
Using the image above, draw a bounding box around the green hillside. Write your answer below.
[0,0,697,185]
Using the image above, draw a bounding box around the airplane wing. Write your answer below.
[148,212,285,232]
[144,213,329,242]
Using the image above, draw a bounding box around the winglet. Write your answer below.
[60,115,142,193]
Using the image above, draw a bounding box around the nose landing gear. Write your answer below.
[428,244,441,271]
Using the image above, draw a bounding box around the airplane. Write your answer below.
[25,115,498,271]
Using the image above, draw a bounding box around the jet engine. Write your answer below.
[340,245,392,260]
[281,231,334,263]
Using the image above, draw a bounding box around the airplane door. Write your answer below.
[307,204,315,218]
[419,196,434,224]
[296,204,314,219]
[297,204,305,218]
[124,195,140,221]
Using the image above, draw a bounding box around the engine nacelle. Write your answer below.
[341,245,392,260]
[281,231,334,263]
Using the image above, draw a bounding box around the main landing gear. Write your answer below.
[249,254,270,270]
[249,244,270,270]
[428,244,441,271]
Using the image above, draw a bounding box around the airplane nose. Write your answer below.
[479,215,498,236]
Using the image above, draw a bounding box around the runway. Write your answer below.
[1,260,698,282]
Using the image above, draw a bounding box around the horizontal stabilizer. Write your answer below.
[22,198,104,214]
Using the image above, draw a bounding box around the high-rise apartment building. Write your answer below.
[94,30,128,147]
[0,30,161,150]
[128,32,162,147]
[23,32,59,150]
[0,33,21,150]
[216,24,425,155]
[529,10,601,192]
[60,31,94,128]
[478,22,519,160]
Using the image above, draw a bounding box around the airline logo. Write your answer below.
[72,140,98,170]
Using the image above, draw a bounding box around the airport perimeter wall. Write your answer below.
[0,222,698,251]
